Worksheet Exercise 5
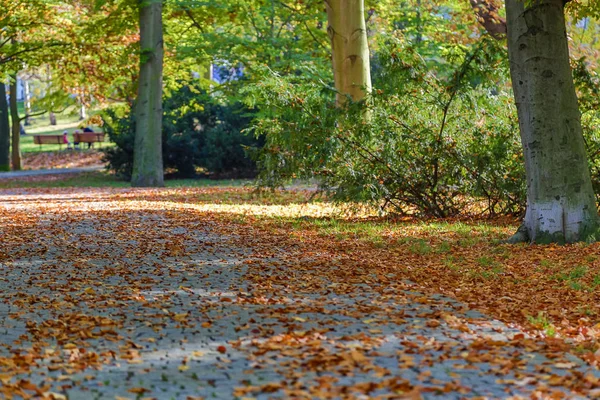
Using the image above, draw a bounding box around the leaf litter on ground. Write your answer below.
[0,183,600,398]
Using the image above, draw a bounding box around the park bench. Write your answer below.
[73,132,105,148]
[33,135,67,149]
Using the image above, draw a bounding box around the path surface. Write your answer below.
[0,188,598,399]
[0,165,103,179]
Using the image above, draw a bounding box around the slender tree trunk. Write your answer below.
[203,63,213,81]
[46,65,56,125]
[0,83,10,171]
[24,80,31,126]
[326,0,345,106]
[9,75,21,171]
[79,94,87,121]
[506,0,599,243]
[131,0,164,187]
[325,0,372,105]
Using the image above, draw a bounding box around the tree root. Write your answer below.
[504,224,529,244]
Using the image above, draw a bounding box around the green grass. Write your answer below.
[21,104,82,131]
[527,312,556,337]
[18,101,107,153]
[309,219,391,243]
[408,239,432,255]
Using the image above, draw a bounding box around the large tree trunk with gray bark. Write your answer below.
[131,0,164,187]
[506,0,599,243]
[0,83,10,171]
[325,0,372,105]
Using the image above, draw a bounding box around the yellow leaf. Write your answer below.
[173,313,188,322]
[44,393,67,400]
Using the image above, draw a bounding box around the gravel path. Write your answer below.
[0,189,597,399]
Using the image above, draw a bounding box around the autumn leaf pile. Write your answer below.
[1,183,600,398]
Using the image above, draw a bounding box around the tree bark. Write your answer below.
[506,0,599,243]
[131,0,164,187]
[325,0,372,105]
[9,75,21,171]
[0,83,10,171]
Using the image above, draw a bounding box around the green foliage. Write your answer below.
[572,58,600,204]
[102,84,259,179]
[247,36,525,217]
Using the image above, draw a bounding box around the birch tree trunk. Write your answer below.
[46,66,56,126]
[131,0,164,187]
[79,93,87,121]
[24,80,31,126]
[9,76,21,171]
[0,83,9,171]
[506,0,599,243]
[325,0,372,105]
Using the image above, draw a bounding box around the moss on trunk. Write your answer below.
[0,83,10,171]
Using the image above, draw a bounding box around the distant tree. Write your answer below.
[506,0,599,243]
[131,0,164,187]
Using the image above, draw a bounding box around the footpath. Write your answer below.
[0,188,598,399]
[0,166,103,179]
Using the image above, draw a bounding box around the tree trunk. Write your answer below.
[9,75,21,171]
[131,0,164,187]
[79,94,87,121]
[24,80,31,126]
[0,83,10,171]
[325,0,372,105]
[46,66,56,126]
[506,0,599,244]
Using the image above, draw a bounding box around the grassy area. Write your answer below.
[21,103,82,131]
[18,101,108,153]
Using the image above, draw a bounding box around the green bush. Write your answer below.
[102,85,259,179]
[246,37,526,217]
[573,58,600,204]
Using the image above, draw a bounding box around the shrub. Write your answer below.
[102,84,259,179]
[246,36,526,217]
